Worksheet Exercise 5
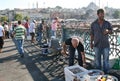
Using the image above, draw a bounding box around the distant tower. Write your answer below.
[43,2,45,8]
[94,0,96,5]
[99,0,100,8]
[107,1,108,7]
[32,3,35,8]
[36,1,38,8]
[28,2,30,9]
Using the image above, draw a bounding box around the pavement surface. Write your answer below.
[0,39,120,81]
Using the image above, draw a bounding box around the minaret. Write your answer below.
[28,2,30,9]
[36,1,38,9]
[43,2,45,8]
[107,1,108,7]
[94,0,96,5]
[32,3,35,8]
[99,0,100,8]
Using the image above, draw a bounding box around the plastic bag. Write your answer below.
[112,58,120,70]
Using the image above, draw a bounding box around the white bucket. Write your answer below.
[96,75,118,81]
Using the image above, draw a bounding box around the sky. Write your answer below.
[0,0,120,10]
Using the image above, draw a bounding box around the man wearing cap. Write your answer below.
[29,20,36,43]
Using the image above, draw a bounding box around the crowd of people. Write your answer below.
[0,17,61,55]
[0,9,114,74]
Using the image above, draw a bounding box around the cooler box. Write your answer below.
[64,65,88,81]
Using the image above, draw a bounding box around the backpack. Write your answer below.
[24,22,29,28]
[37,23,43,32]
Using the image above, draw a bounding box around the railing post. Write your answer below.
[61,24,66,42]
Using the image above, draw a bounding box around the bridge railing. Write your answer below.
[55,24,120,59]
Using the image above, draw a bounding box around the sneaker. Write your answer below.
[0,49,2,53]
[20,54,24,58]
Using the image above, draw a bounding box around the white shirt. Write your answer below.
[29,22,35,33]
[4,25,9,31]
[0,25,4,36]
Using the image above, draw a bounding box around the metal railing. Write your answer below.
[38,23,120,59]
[55,24,120,59]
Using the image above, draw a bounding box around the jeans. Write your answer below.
[0,37,4,49]
[26,28,29,36]
[69,46,83,66]
[37,32,42,44]
[51,30,56,38]
[94,47,110,73]
[16,39,24,55]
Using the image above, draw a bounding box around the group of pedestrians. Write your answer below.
[0,21,14,53]
[0,9,114,74]
[11,18,60,57]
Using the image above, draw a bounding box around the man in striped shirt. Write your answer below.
[13,20,26,58]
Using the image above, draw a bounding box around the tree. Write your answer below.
[24,16,30,20]
[14,13,23,21]
[55,6,62,9]
[0,16,8,22]
[112,10,120,19]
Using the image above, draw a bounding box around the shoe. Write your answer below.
[0,50,2,53]
[20,54,24,58]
